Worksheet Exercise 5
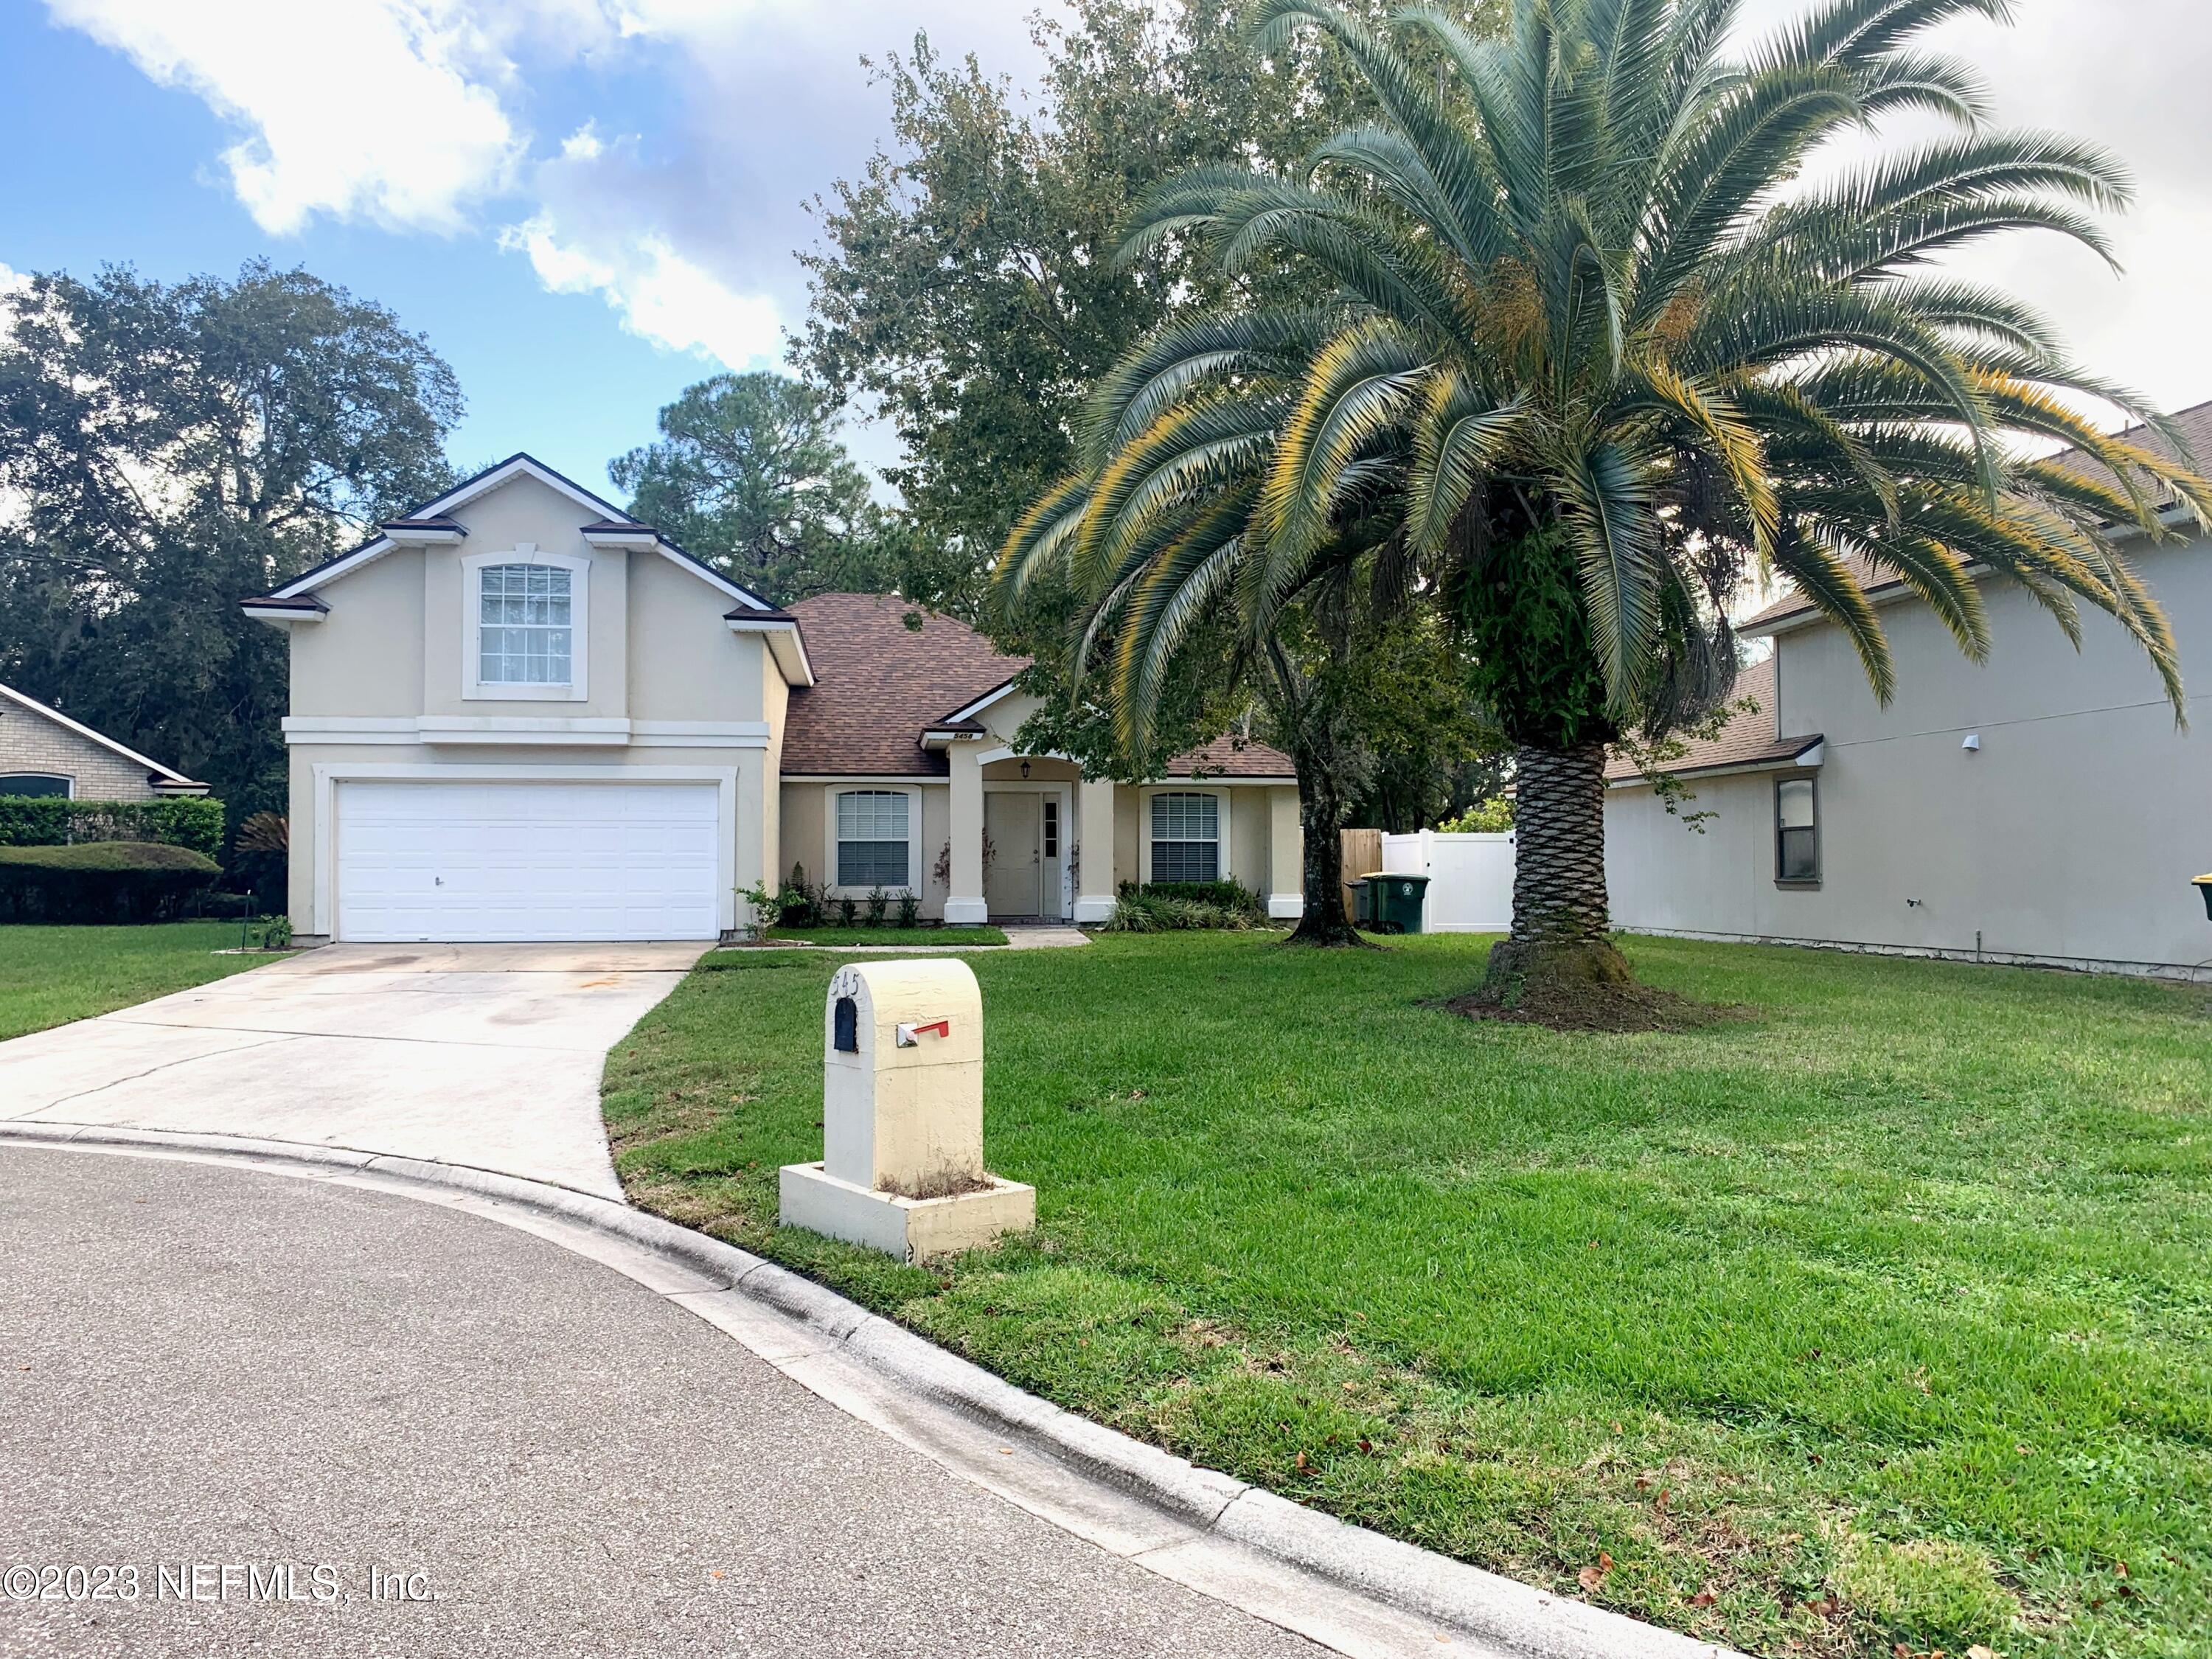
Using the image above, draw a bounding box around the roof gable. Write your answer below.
[258,451,774,612]
[776,593,1299,779]
[781,594,1026,776]
[0,681,204,788]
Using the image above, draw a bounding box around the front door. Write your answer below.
[984,792,1043,918]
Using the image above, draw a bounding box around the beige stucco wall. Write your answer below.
[290,546,425,717]
[778,779,953,918]
[0,703,167,800]
[1607,532,2212,973]
[277,470,791,937]
[630,551,765,723]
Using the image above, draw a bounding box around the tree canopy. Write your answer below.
[610,371,882,606]
[999,0,2208,985]
[0,260,462,833]
[796,0,1500,622]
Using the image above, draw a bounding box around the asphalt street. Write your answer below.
[0,1148,1321,1659]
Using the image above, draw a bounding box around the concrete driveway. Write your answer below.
[0,943,703,1197]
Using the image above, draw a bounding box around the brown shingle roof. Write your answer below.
[780,593,1024,776]
[1602,657,1821,782]
[1742,397,2212,633]
[1164,732,1296,777]
[776,591,1300,780]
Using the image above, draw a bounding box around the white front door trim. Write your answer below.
[313,762,740,938]
[981,782,1074,919]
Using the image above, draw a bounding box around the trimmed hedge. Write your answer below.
[0,795,226,859]
[0,841,222,924]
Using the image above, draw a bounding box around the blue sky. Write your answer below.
[7,1,2212,512]
[1,1,1048,497]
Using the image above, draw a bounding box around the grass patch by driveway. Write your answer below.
[760,925,1009,947]
[0,922,279,1040]
[602,933,2212,1659]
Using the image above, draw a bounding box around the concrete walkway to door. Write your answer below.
[0,943,704,1197]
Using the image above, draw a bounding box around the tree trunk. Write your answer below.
[1486,740,1628,987]
[1287,755,1367,947]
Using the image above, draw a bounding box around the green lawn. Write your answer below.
[602,933,2212,1659]
[760,924,1009,947]
[0,922,279,1040]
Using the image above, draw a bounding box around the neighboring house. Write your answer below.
[1604,401,2212,978]
[0,682,208,801]
[244,453,1304,943]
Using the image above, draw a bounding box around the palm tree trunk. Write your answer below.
[1485,740,1629,986]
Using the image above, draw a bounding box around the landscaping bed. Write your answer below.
[602,933,2212,1659]
[758,925,1009,947]
[0,922,279,1040]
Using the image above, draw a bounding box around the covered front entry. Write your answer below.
[334,779,722,942]
[983,788,1066,919]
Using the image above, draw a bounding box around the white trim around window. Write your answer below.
[462,546,590,703]
[0,773,74,799]
[822,783,921,896]
[1138,785,1231,885]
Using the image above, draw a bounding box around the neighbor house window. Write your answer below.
[478,563,573,686]
[1775,776,1818,883]
[837,790,911,888]
[0,773,72,798]
[1150,792,1220,883]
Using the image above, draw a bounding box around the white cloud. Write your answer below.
[502,212,782,366]
[45,0,526,234]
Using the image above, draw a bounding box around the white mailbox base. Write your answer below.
[779,1162,1036,1262]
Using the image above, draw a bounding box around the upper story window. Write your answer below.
[836,790,912,888]
[1775,776,1819,884]
[480,564,571,685]
[0,773,72,799]
[463,547,588,701]
[1150,791,1220,883]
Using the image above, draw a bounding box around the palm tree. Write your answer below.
[1000,0,2211,988]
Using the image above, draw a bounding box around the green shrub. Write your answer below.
[0,841,223,923]
[1099,888,1260,932]
[864,886,888,926]
[1438,797,1514,833]
[1123,879,1266,917]
[896,890,920,928]
[0,795,225,859]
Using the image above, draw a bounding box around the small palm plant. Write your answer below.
[1001,0,2209,992]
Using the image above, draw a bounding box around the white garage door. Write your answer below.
[336,780,722,942]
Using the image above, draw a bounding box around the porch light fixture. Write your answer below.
[1019,759,1031,779]
[2195,874,2212,921]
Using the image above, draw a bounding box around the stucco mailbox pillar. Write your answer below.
[779,958,1034,1261]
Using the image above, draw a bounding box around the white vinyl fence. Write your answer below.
[1380,831,1515,933]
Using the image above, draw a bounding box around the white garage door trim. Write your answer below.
[313,763,739,941]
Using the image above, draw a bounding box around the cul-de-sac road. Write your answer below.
[1,1146,1326,1658]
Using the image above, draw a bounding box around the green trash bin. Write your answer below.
[1372,873,1430,934]
[1349,874,1381,928]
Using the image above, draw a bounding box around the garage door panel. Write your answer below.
[337,781,722,942]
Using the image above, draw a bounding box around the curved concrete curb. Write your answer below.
[1,1119,1745,1659]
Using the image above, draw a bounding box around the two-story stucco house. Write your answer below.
[0,682,207,801]
[1604,403,2212,977]
[243,454,1304,944]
